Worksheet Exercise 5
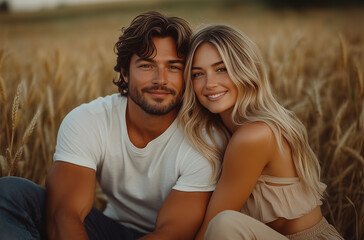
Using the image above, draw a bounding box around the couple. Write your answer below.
[0,11,343,240]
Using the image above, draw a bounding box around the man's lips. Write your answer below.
[147,90,170,97]
[142,86,176,96]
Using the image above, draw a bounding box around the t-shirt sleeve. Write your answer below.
[53,106,104,170]
[172,149,220,192]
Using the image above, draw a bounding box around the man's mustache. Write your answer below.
[141,86,176,95]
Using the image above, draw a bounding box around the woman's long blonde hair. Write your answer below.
[179,24,324,197]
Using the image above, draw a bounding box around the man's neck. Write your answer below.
[125,98,178,148]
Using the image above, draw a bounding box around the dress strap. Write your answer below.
[259,175,300,184]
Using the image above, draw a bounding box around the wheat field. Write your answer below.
[0,1,363,239]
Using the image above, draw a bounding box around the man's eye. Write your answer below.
[170,65,182,70]
[140,64,151,68]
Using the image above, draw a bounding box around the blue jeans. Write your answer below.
[0,177,145,240]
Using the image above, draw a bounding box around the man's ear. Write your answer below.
[121,68,128,82]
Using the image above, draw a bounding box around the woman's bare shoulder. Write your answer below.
[230,122,275,147]
[223,122,276,167]
[221,122,275,180]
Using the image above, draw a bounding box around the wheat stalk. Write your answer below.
[331,164,355,186]
[0,75,6,103]
[75,69,86,94]
[5,148,12,176]
[332,122,356,164]
[345,196,359,240]
[22,109,41,145]
[277,36,304,96]
[57,83,73,110]
[312,81,323,117]
[44,57,52,79]
[46,86,56,142]
[11,146,23,174]
[0,73,10,146]
[339,34,348,71]
[359,104,364,132]
[0,154,6,176]
[0,49,7,69]
[11,85,21,129]
[10,84,22,150]
[332,100,350,141]
[342,146,364,166]
[354,59,363,99]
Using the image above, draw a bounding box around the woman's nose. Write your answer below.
[205,74,218,89]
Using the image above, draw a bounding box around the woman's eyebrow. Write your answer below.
[192,61,224,70]
[212,61,224,67]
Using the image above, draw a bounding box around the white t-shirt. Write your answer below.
[53,94,217,233]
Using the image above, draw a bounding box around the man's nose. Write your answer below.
[152,67,168,85]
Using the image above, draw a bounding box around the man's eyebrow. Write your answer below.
[135,57,155,63]
[135,58,184,65]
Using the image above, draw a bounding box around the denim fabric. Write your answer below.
[0,177,144,240]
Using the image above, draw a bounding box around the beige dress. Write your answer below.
[205,175,344,240]
[241,175,325,223]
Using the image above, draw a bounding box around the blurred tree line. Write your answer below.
[221,0,364,8]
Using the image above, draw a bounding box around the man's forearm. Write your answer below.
[47,211,89,240]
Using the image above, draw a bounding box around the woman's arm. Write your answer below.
[139,190,212,240]
[195,122,275,240]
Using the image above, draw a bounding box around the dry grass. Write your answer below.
[0,2,363,239]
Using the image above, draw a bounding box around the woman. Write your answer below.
[179,25,343,240]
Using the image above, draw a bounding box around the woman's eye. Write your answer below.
[192,72,203,79]
[217,68,227,72]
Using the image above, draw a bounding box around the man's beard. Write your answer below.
[128,85,183,115]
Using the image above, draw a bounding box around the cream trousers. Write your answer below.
[204,210,343,240]
[205,210,288,240]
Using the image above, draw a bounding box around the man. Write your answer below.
[0,11,218,239]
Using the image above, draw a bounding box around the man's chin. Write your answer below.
[151,97,167,104]
[143,104,177,115]
[129,93,180,115]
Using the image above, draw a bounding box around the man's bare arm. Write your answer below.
[139,190,211,240]
[46,161,96,240]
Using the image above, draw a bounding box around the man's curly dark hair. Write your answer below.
[113,11,192,95]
